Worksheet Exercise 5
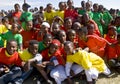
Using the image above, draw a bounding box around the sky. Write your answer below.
[0,0,120,11]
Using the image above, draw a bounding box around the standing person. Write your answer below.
[0,40,22,84]
[78,0,86,15]
[44,3,55,24]
[86,1,93,19]
[20,3,33,30]
[55,2,65,20]
[64,0,78,21]
[99,5,113,35]
[12,3,22,23]
[92,3,105,36]
[64,41,110,84]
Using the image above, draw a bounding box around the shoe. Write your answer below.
[36,80,41,84]
[47,80,53,84]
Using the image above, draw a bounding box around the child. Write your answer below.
[67,29,79,48]
[64,0,78,21]
[51,22,60,39]
[21,20,37,48]
[12,3,22,23]
[20,3,33,30]
[0,23,23,50]
[61,17,72,32]
[105,26,118,65]
[44,3,55,24]
[12,40,52,84]
[78,28,109,58]
[0,40,22,84]
[37,22,50,41]
[87,23,99,36]
[0,16,11,34]
[38,34,53,53]
[64,41,110,84]
[92,3,105,36]
[82,13,101,36]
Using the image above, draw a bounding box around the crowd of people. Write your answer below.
[0,0,120,84]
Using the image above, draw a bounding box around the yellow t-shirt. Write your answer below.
[0,25,11,34]
[66,50,106,72]
[55,10,64,20]
[44,10,55,24]
[18,49,33,62]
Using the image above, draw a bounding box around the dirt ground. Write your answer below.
[23,69,120,84]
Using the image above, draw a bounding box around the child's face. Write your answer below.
[67,0,73,8]
[46,5,52,13]
[59,2,65,10]
[11,23,19,33]
[6,41,17,55]
[73,23,81,31]
[64,43,74,55]
[14,5,20,11]
[41,25,49,33]
[87,24,95,35]
[59,31,66,43]
[93,4,99,12]
[43,37,52,47]
[52,24,60,35]
[64,19,72,29]
[28,44,38,55]
[49,43,59,54]
[68,31,76,42]
[26,21,33,30]
[78,31,87,41]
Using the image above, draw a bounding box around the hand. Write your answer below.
[42,61,50,66]
[70,70,75,77]
[24,61,31,71]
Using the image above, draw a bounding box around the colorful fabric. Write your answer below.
[66,50,106,72]
[44,10,55,24]
[0,48,22,66]
[0,31,23,46]
[18,49,33,62]
[86,35,107,57]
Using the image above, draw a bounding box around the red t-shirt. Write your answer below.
[12,11,22,19]
[0,48,22,66]
[21,30,37,48]
[64,9,78,21]
[41,49,65,65]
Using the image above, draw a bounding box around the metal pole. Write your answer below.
[24,0,26,3]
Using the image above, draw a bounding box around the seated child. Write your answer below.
[64,41,111,84]
[0,40,22,84]
[13,40,52,84]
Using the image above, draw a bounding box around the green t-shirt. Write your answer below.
[0,36,4,48]
[38,41,47,53]
[20,11,33,30]
[117,26,120,34]
[78,9,86,15]
[92,12,103,35]
[0,31,23,46]
[103,11,113,26]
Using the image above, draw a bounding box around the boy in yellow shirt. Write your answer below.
[64,41,110,84]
